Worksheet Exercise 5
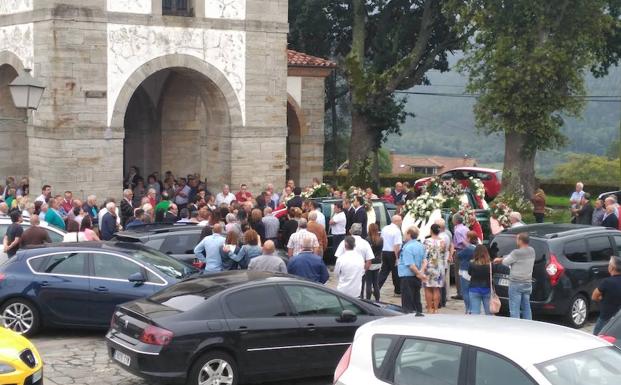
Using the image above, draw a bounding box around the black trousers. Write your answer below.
[378,251,400,294]
[400,276,422,314]
[365,269,380,301]
[534,213,545,223]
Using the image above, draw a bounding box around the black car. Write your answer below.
[489,224,621,328]
[106,271,401,385]
[599,309,621,348]
[113,224,204,264]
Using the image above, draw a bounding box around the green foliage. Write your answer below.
[553,154,621,185]
[378,148,392,174]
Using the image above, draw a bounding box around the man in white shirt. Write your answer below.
[287,218,320,257]
[35,184,52,203]
[379,215,403,295]
[330,202,347,253]
[309,201,326,229]
[215,184,236,206]
[335,236,366,298]
[334,223,374,266]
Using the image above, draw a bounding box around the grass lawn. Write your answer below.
[523,209,571,225]
[545,195,569,208]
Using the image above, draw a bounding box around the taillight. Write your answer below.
[0,273,5,281]
[139,325,174,346]
[599,335,617,344]
[333,345,352,384]
[546,254,565,286]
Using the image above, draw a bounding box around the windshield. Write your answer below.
[130,248,197,280]
[536,347,621,385]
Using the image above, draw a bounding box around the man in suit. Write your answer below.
[351,195,368,238]
[574,194,594,225]
[163,204,179,223]
[286,187,304,209]
[120,189,134,228]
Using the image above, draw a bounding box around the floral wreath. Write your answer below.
[490,202,512,228]
[404,192,444,222]
[347,186,373,211]
[301,183,330,199]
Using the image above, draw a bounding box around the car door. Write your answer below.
[88,252,160,326]
[29,252,92,325]
[281,284,375,371]
[222,284,303,377]
[391,337,465,385]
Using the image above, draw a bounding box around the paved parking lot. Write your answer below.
[30,278,595,385]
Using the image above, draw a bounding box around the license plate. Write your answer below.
[32,369,42,383]
[497,278,510,286]
[114,350,131,366]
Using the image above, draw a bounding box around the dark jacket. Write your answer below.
[120,198,134,228]
[286,195,303,209]
[351,206,368,238]
[287,251,329,283]
[163,211,177,224]
[576,202,594,225]
[603,213,619,229]
[101,212,117,241]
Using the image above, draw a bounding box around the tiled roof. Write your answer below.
[287,49,337,68]
[391,154,477,175]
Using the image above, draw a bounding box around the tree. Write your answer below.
[345,0,471,187]
[456,0,618,198]
[554,154,620,185]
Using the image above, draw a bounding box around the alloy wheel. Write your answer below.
[2,302,34,334]
[571,297,587,327]
[198,358,234,385]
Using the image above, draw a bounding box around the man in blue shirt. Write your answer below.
[398,226,427,315]
[287,237,329,284]
[193,223,226,273]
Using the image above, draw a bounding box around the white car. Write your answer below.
[0,217,66,263]
[334,314,621,385]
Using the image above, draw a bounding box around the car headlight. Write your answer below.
[0,362,15,374]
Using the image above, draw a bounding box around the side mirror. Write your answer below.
[128,272,146,285]
[336,309,357,323]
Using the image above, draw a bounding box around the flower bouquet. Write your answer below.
[301,183,330,199]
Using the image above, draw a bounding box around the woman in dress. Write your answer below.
[423,224,447,314]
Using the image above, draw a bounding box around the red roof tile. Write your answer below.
[287,49,337,68]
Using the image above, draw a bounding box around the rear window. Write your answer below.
[489,236,548,262]
[150,279,226,311]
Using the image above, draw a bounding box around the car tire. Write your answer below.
[188,350,238,385]
[566,294,589,329]
[0,298,41,336]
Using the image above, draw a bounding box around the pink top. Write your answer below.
[83,228,98,241]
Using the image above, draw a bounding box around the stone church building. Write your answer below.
[0,0,334,199]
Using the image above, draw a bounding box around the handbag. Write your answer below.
[489,263,501,314]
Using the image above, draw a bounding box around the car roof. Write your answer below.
[498,224,618,239]
[16,241,156,256]
[177,270,307,288]
[444,167,501,174]
[360,315,607,366]
[115,223,202,237]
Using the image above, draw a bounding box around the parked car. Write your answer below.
[414,166,503,200]
[0,326,43,385]
[113,223,203,264]
[0,242,198,335]
[598,190,621,202]
[106,271,402,385]
[489,224,621,328]
[334,314,621,385]
[0,217,66,262]
[599,308,621,348]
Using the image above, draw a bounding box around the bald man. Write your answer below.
[248,240,287,274]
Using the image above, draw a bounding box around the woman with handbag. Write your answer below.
[467,245,499,315]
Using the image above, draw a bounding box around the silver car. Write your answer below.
[335,314,621,385]
[0,217,66,263]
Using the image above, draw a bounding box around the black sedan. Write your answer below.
[0,242,198,335]
[106,271,401,385]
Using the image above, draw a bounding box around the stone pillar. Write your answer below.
[297,76,326,187]
[29,3,121,201]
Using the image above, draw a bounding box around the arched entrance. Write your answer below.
[112,55,242,190]
[0,55,27,180]
[286,95,305,185]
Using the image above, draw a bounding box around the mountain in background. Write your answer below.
[384,55,621,177]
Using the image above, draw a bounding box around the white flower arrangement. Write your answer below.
[301,183,330,199]
[468,177,486,200]
[405,192,444,222]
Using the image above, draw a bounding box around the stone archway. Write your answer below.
[111,55,243,190]
[0,51,26,181]
[286,95,306,185]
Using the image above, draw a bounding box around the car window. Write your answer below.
[393,338,462,385]
[588,236,614,263]
[283,285,343,316]
[537,347,621,385]
[92,253,142,280]
[144,238,165,251]
[160,233,201,254]
[490,237,548,262]
[373,202,387,228]
[226,286,288,318]
[475,172,492,181]
[373,335,396,374]
[36,253,88,276]
[612,236,621,256]
[564,239,589,263]
[475,351,535,385]
[601,312,621,337]
[46,229,64,243]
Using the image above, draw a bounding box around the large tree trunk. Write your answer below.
[329,73,339,176]
[348,109,375,187]
[503,131,536,200]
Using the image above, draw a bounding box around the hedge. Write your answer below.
[537,180,619,197]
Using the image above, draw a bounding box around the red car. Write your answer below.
[414,167,503,200]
